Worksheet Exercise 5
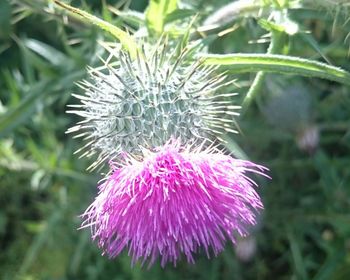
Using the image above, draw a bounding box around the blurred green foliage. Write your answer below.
[1,0,350,279]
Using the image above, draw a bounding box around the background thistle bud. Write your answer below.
[235,236,257,262]
[296,124,319,154]
[67,41,239,169]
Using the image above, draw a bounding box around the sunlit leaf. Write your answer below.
[53,0,137,57]
[146,0,177,34]
[23,38,69,67]
[202,53,350,86]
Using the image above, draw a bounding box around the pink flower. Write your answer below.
[81,142,267,267]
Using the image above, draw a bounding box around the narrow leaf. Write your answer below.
[24,38,69,66]
[0,79,51,137]
[165,9,196,24]
[108,9,145,28]
[146,0,177,34]
[0,70,84,137]
[53,0,137,57]
[222,135,249,160]
[202,53,350,86]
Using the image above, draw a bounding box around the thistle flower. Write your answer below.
[81,142,267,267]
[66,41,239,170]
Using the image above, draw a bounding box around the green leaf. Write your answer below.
[146,0,177,34]
[0,0,11,39]
[0,70,84,138]
[19,209,63,276]
[53,0,137,57]
[23,38,69,67]
[110,10,145,28]
[165,9,196,24]
[202,53,350,86]
[313,250,345,280]
[287,230,308,280]
[258,17,299,35]
[0,79,51,137]
[222,135,249,160]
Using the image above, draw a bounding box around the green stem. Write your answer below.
[241,31,285,115]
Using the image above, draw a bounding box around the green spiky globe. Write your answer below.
[67,42,238,169]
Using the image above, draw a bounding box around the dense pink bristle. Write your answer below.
[81,143,267,267]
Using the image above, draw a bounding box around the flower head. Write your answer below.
[81,142,267,267]
[67,42,238,170]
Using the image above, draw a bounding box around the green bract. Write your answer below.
[67,42,238,170]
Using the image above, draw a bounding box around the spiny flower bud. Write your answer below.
[67,41,239,170]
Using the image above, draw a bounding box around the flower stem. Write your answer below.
[241,31,285,115]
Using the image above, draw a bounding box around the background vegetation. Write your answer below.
[1,0,350,279]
